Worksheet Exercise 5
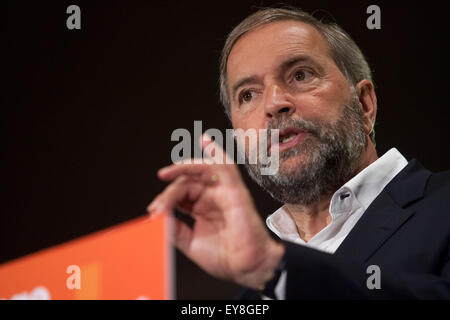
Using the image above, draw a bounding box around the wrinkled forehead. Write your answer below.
[227,20,333,85]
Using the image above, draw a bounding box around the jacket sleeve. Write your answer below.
[282,241,450,299]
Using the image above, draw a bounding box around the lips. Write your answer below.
[270,127,306,153]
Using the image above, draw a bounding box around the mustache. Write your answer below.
[265,116,323,141]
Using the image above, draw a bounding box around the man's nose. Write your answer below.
[263,83,295,118]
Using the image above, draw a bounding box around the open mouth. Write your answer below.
[280,132,298,143]
[271,127,306,152]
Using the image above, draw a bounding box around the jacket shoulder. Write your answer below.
[426,169,450,194]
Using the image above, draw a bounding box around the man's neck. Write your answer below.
[284,197,333,242]
[284,143,379,243]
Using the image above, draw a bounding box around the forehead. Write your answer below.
[227,20,332,82]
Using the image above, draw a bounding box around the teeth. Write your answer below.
[280,133,297,143]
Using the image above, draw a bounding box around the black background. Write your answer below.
[1,0,449,299]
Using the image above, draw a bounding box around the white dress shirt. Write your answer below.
[264,148,408,299]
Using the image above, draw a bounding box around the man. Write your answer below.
[147,7,450,299]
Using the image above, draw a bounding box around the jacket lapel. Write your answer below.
[334,159,431,263]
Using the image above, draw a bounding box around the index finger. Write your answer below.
[157,163,213,182]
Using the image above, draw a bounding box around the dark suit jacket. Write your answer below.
[239,159,450,299]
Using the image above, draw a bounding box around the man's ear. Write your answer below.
[356,79,377,137]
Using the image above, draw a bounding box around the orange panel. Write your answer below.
[0,213,172,300]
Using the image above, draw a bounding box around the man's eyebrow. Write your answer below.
[230,55,323,102]
[279,54,324,74]
[231,75,259,102]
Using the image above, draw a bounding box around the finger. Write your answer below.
[158,163,223,189]
[159,133,230,179]
[147,176,203,216]
[157,163,214,183]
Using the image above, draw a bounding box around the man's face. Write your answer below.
[226,20,366,205]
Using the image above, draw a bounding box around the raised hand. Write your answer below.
[147,135,284,290]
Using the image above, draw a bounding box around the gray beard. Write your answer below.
[244,93,366,206]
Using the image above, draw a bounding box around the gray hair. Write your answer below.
[218,6,376,144]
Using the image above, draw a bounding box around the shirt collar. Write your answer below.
[340,148,408,211]
[266,148,408,238]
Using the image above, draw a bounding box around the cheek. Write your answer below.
[231,113,268,157]
[295,85,348,122]
[293,96,340,122]
[231,108,265,132]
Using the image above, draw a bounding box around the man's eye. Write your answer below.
[294,70,312,81]
[240,90,253,103]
